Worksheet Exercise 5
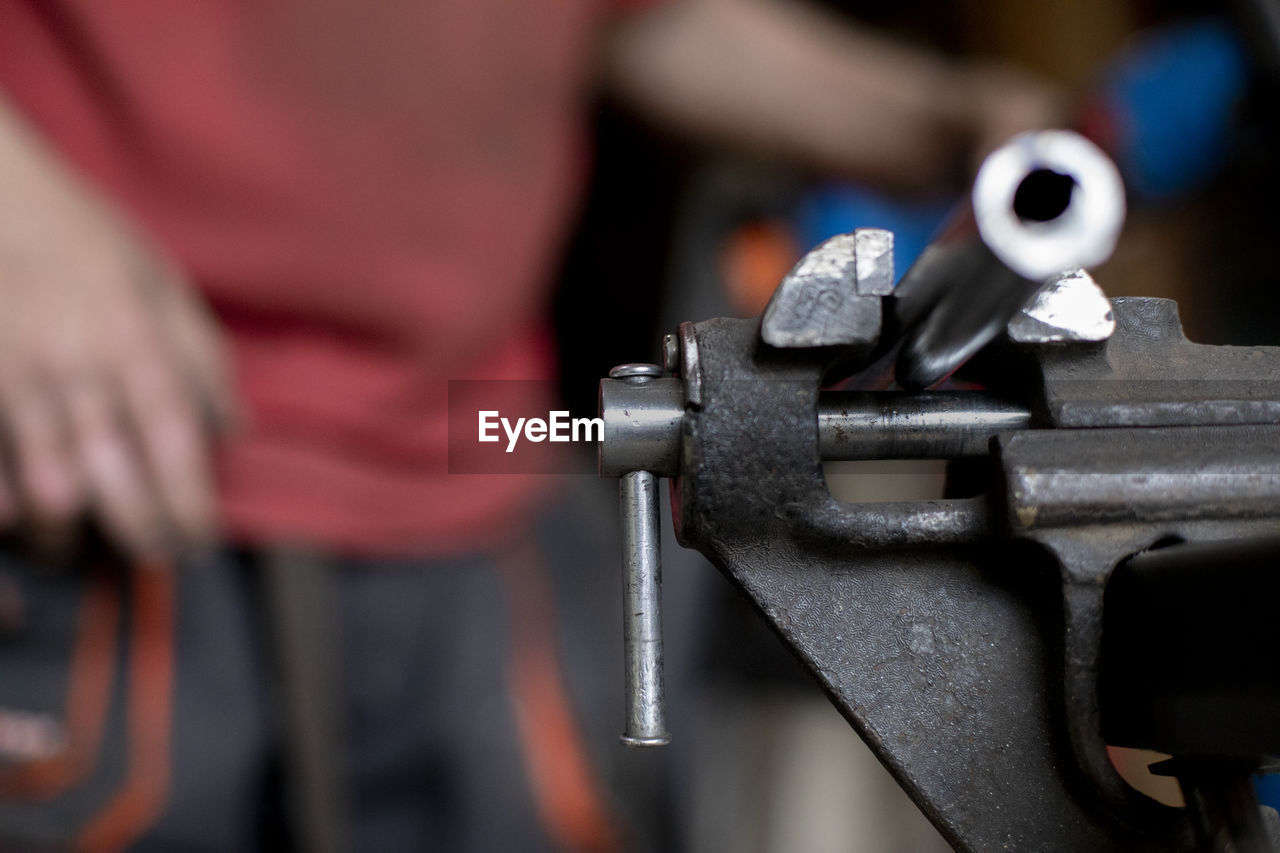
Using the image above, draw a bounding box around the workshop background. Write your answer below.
[556,0,1280,849]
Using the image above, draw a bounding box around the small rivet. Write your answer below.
[610,363,664,384]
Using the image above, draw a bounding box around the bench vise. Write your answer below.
[599,131,1280,851]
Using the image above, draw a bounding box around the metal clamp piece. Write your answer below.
[608,364,671,747]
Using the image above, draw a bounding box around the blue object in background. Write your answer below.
[1098,19,1249,201]
[1257,772,1280,812]
[793,184,952,280]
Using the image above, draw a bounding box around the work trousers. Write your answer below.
[0,481,692,852]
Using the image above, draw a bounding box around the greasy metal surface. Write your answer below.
[760,230,889,350]
[1027,298,1280,427]
[672,317,1186,852]
[1001,425,1280,528]
[818,391,1031,459]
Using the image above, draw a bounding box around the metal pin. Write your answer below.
[619,469,669,746]
[610,363,670,747]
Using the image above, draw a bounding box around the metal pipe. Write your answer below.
[618,469,670,746]
[891,130,1125,389]
[818,392,1031,459]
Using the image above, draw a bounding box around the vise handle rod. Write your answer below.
[600,378,1033,479]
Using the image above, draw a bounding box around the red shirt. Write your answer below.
[0,1,619,554]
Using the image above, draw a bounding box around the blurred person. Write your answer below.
[0,1,1059,850]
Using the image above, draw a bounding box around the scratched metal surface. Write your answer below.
[671,317,1191,852]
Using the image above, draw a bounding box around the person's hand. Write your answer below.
[604,0,1071,193]
[0,108,236,560]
